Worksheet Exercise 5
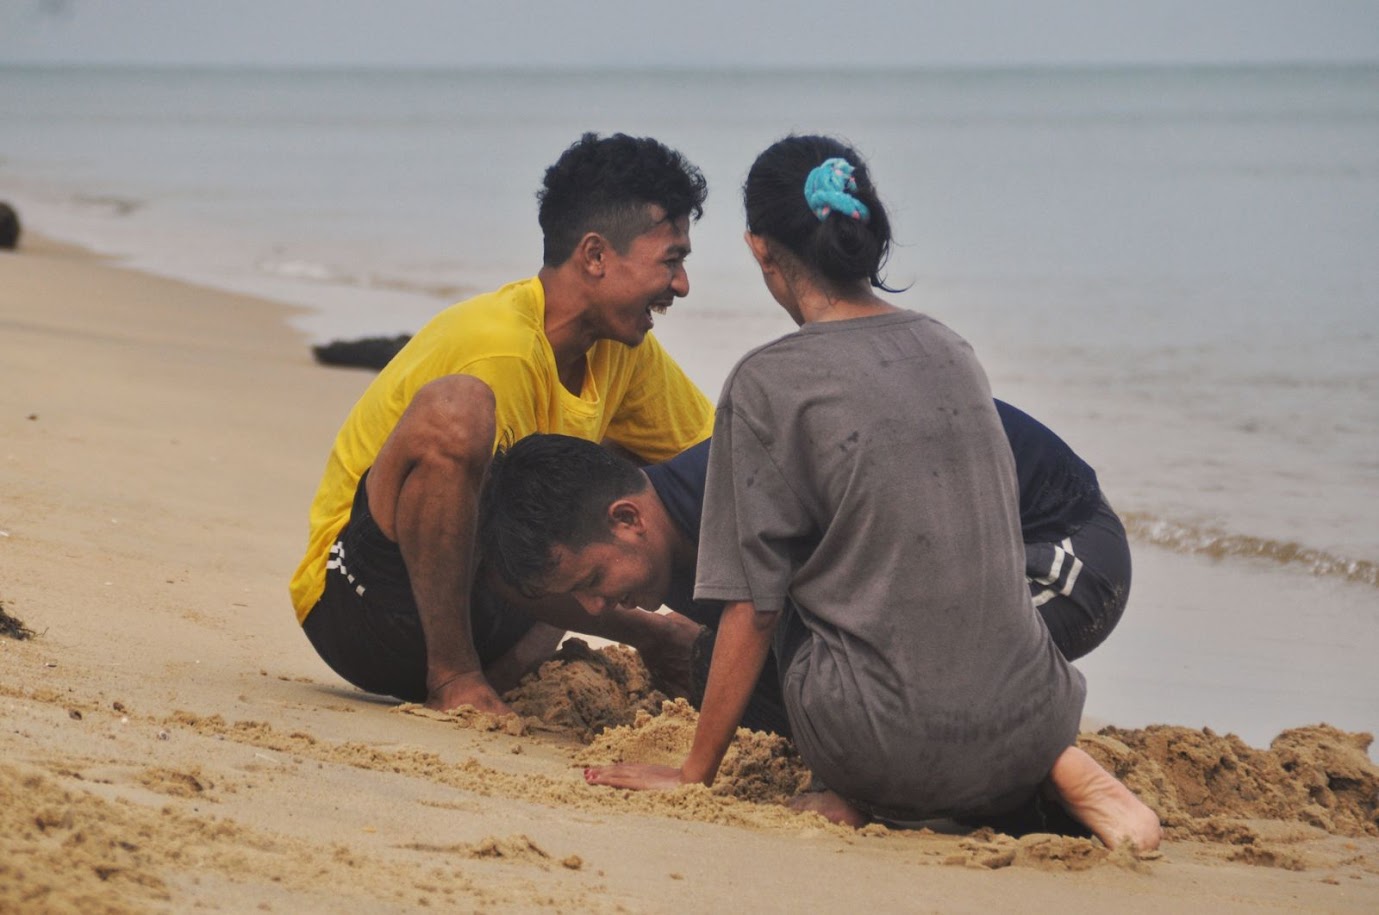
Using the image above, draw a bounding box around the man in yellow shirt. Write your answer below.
[290,133,714,715]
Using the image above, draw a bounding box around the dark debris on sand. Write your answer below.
[0,200,20,250]
[311,334,411,371]
[0,600,35,641]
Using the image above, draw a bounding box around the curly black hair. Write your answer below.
[537,132,708,266]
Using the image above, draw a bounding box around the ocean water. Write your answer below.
[3,64,1376,744]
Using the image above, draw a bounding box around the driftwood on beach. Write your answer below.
[311,334,411,370]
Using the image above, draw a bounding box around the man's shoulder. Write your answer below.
[646,439,711,546]
[647,439,710,500]
[412,278,546,360]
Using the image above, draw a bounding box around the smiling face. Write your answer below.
[591,208,692,347]
[541,502,675,616]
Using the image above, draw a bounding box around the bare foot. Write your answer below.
[426,671,514,717]
[788,789,868,828]
[1045,746,1162,851]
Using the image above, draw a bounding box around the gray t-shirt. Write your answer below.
[695,311,1086,819]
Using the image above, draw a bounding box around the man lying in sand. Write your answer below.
[289,133,716,716]
[480,399,1132,735]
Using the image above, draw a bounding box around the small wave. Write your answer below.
[365,275,473,302]
[70,193,143,217]
[257,258,345,282]
[1122,512,1378,589]
[255,257,470,302]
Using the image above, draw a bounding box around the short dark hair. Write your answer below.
[537,132,708,266]
[743,134,896,292]
[479,434,648,597]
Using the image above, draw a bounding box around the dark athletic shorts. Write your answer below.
[302,470,535,703]
[1024,494,1131,662]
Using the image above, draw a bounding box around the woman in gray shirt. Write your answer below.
[585,135,1160,852]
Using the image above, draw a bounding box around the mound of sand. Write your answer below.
[1082,724,1378,838]
[503,639,670,742]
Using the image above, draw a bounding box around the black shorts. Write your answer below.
[1024,494,1131,662]
[302,470,535,702]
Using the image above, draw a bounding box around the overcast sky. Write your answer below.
[2,0,1377,69]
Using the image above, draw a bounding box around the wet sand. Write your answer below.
[2,237,1377,912]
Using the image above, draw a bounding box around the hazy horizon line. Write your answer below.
[3,58,1376,76]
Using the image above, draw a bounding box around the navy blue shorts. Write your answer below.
[1025,495,1131,661]
[302,470,535,702]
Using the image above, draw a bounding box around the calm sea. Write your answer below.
[3,64,1376,744]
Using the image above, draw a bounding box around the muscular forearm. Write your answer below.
[361,374,509,713]
[483,622,565,694]
[581,603,684,647]
[392,462,485,693]
[484,574,677,650]
[681,601,778,785]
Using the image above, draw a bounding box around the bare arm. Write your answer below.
[367,375,511,715]
[585,600,779,790]
[682,600,779,783]
[482,622,566,695]
[483,570,702,698]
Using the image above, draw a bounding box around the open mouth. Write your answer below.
[648,302,670,316]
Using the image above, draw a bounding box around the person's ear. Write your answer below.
[607,499,644,535]
[744,231,774,272]
[576,232,609,277]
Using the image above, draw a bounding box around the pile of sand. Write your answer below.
[1082,723,1378,838]
[504,639,670,741]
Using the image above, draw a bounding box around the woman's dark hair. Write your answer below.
[743,134,895,291]
[538,132,708,266]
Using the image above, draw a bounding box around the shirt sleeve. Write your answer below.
[693,400,815,613]
[603,333,714,463]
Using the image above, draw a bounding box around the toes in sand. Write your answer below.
[1046,746,1162,852]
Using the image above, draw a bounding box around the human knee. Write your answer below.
[406,375,497,472]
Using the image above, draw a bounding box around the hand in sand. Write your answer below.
[584,763,686,791]
[426,670,514,717]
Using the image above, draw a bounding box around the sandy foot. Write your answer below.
[1046,746,1163,851]
[788,788,868,829]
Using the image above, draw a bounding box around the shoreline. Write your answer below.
[2,234,1377,911]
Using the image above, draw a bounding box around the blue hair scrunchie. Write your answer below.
[804,157,871,223]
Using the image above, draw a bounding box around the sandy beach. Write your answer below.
[2,236,1378,913]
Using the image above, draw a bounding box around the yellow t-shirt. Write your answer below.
[289,276,713,622]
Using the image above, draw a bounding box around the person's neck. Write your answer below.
[538,265,597,393]
[643,482,697,582]
[795,282,898,325]
[668,518,697,583]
